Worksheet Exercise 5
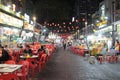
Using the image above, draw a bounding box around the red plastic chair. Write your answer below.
[37,52,45,72]
[40,54,47,70]
[26,58,38,78]
[99,56,103,64]
[106,55,112,63]
[0,73,18,80]
[19,49,24,55]
[5,60,16,64]
[17,60,29,80]
[13,51,20,62]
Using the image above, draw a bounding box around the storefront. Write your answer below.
[21,30,33,42]
[34,28,40,42]
[21,22,34,42]
[89,26,113,50]
[0,11,23,45]
[116,21,120,41]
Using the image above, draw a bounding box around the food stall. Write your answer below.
[0,11,23,46]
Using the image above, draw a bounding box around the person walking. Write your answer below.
[63,40,67,50]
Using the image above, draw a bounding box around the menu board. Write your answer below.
[0,12,23,28]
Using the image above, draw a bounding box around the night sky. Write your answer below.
[31,0,103,33]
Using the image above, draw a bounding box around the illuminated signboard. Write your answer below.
[117,24,120,32]
[24,22,34,31]
[0,12,23,28]
[96,20,108,27]
[0,4,24,19]
[24,13,30,23]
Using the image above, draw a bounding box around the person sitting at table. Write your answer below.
[4,45,9,52]
[37,45,46,54]
[23,45,32,56]
[0,45,11,63]
[13,44,20,52]
[114,40,120,55]
[37,45,48,58]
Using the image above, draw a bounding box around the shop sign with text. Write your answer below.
[0,12,23,28]
[96,20,108,28]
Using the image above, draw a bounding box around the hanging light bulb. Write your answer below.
[76,19,79,23]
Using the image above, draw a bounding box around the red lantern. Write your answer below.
[76,19,79,23]
[52,23,54,25]
[47,23,49,26]
[82,18,85,21]
[69,22,71,25]
[44,22,47,24]
[63,22,65,25]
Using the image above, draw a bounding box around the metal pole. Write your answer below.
[112,0,116,46]
[33,17,36,43]
[85,21,89,50]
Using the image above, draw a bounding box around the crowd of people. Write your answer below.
[72,39,120,62]
[0,42,50,63]
[89,40,120,57]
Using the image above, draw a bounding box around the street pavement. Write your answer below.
[34,46,120,80]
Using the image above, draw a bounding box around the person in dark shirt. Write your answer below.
[37,45,46,54]
[23,45,32,56]
[0,45,11,63]
[37,45,47,58]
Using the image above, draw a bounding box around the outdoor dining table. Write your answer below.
[0,64,22,73]
[20,55,38,59]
